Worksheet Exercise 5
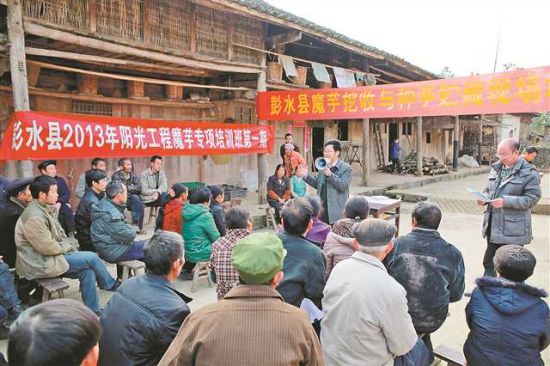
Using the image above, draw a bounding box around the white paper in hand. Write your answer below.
[300,298,325,323]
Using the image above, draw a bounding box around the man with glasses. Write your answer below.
[477,138,541,276]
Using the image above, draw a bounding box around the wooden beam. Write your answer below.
[26,60,252,91]
[362,118,370,185]
[416,116,423,177]
[27,63,41,87]
[23,22,261,74]
[7,0,33,177]
[24,47,209,77]
[257,52,268,205]
[0,85,219,110]
[369,65,414,82]
[453,116,459,171]
[266,30,302,49]
[127,81,146,99]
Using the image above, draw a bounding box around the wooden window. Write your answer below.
[72,101,113,116]
[426,132,432,144]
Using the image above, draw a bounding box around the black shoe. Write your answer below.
[107,280,122,292]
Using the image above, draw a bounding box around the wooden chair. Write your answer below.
[433,345,467,366]
[35,278,70,302]
[146,205,159,225]
[191,261,213,292]
[118,260,146,281]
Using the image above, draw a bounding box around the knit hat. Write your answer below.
[352,218,397,247]
[231,232,286,284]
[494,244,536,282]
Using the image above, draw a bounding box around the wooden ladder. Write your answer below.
[375,124,386,169]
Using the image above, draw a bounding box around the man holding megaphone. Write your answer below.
[300,139,352,225]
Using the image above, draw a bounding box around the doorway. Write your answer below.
[311,127,325,171]
[388,123,399,152]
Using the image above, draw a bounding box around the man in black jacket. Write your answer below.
[75,169,108,252]
[112,158,144,232]
[209,185,226,236]
[99,230,191,366]
[386,201,465,362]
[0,178,33,267]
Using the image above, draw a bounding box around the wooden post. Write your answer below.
[257,54,268,204]
[7,0,33,177]
[362,118,370,185]
[453,115,459,171]
[416,116,423,177]
[478,121,483,164]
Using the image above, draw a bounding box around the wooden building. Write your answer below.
[1,0,462,203]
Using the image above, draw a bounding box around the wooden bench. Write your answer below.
[118,260,146,281]
[191,261,213,292]
[36,278,70,302]
[434,345,467,366]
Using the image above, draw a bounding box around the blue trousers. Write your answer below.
[0,262,19,322]
[394,338,431,366]
[127,194,144,229]
[114,240,146,262]
[64,252,116,313]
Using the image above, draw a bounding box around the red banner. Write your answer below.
[257,66,550,121]
[0,112,274,161]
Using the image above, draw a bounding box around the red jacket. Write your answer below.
[162,199,185,234]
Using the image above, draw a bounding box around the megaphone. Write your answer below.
[315,157,329,171]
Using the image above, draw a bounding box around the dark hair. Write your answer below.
[189,186,211,204]
[305,195,323,219]
[324,139,342,153]
[85,169,107,188]
[91,157,105,168]
[284,133,293,138]
[106,182,125,199]
[8,299,101,366]
[412,201,442,230]
[225,207,250,230]
[150,155,163,163]
[344,196,370,220]
[10,183,31,198]
[494,245,536,282]
[209,185,224,200]
[30,176,56,199]
[143,230,184,275]
[274,164,285,175]
[281,198,313,235]
[523,146,538,155]
[118,158,131,167]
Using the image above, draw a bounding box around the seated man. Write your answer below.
[158,232,323,366]
[464,245,550,366]
[112,158,144,232]
[15,176,119,314]
[140,155,167,206]
[75,169,108,252]
[75,157,110,199]
[91,182,146,265]
[0,260,21,339]
[38,160,75,235]
[322,218,430,366]
[209,185,226,237]
[0,178,33,268]
[99,231,191,366]
[386,201,465,361]
[277,198,326,307]
[210,207,252,300]
[8,298,101,366]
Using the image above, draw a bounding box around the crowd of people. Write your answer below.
[0,137,547,366]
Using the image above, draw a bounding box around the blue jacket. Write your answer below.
[464,277,550,366]
[390,141,401,160]
[386,228,465,333]
[99,273,191,366]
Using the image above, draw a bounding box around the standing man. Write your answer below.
[112,158,144,232]
[75,169,108,252]
[279,132,300,161]
[140,155,168,206]
[302,139,352,224]
[38,160,75,235]
[15,176,119,314]
[75,157,110,199]
[321,219,429,366]
[0,178,33,267]
[478,138,541,276]
[390,138,402,174]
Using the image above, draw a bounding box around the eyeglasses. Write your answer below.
[495,150,518,158]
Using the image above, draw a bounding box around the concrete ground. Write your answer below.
[1,173,549,363]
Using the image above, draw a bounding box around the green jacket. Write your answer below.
[182,203,220,263]
[91,197,136,262]
[14,200,76,280]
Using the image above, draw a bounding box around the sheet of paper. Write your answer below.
[467,188,492,202]
[300,298,325,323]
